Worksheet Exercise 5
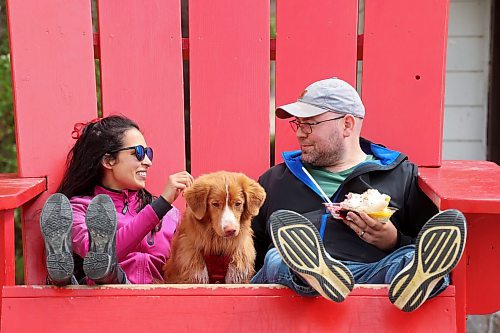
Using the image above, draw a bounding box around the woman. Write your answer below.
[40,115,193,285]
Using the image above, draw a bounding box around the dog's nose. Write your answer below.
[224,227,237,237]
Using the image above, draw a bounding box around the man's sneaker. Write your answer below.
[388,209,467,312]
[269,210,354,302]
[83,194,118,283]
[40,193,74,285]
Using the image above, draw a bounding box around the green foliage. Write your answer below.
[270,16,276,39]
[0,53,16,173]
[0,0,15,173]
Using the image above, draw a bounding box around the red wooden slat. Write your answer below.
[98,0,185,196]
[2,283,455,298]
[0,210,15,286]
[189,0,270,179]
[2,286,456,332]
[465,214,499,315]
[6,0,97,284]
[0,177,46,210]
[362,0,449,167]
[274,0,359,163]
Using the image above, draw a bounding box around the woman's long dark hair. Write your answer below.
[57,115,153,211]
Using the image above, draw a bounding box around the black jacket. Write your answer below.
[252,138,438,270]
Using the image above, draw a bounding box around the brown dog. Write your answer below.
[163,171,266,284]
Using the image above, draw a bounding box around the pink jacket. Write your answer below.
[70,186,180,284]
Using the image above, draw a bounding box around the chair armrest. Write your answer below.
[0,175,47,210]
[418,160,500,315]
[0,175,46,286]
[418,160,500,213]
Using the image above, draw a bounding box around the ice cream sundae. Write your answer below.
[325,189,396,223]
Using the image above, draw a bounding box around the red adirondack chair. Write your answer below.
[1,0,499,332]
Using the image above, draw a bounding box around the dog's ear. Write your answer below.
[184,181,210,220]
[241,175,266,217]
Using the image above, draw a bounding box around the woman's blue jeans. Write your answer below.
[250,245,449,298]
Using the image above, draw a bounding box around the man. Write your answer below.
[250,77,466,312]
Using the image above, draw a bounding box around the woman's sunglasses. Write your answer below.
[110,145,154,162]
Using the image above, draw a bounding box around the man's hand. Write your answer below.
[342,211,398,251]
[161,171,194,204]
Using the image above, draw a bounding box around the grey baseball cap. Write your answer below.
[276,77,365,119]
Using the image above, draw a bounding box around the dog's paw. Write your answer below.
[225,263,251,284]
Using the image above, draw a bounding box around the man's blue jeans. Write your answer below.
[251,245,449,298]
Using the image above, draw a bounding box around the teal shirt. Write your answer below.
[304,155,375,198]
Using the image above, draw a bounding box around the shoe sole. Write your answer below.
[83,194,117,281]
[40,193,74,282]
[388,209,466,312]
[270,210,354,302]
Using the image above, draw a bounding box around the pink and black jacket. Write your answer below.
[70,185,179,284]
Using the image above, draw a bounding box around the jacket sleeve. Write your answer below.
[398,163,439,246]
[252,173,273,272]
[114,204,172,261]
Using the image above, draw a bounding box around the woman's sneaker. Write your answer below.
[83,194,118,283]
[40,193,74,285]
[269,210,354,302]
[389,209,467,312]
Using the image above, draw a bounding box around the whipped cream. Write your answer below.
[339,189,390,213]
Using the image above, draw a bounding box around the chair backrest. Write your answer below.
[6,0,449,284]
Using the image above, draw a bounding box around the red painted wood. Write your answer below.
[189,0,270,179]
[95,37,365,62]
[0,177,46,285]
[2,283,455,298]
[0,210,15,286]
[1,285,456,332]
[362,0,449,167]
[274,0,359,164]
[451,248,467,333]
[419,161,500,317]
[464,214,499,314]
[418,161,500,213]
[0,177,46,210]
[98,0,185,197]
[6,0,97,284]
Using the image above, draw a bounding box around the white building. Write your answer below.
[444,0,493,161]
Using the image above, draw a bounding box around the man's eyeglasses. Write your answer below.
[289,115,345,134]
[110,145,154,162]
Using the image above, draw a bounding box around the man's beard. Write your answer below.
[301,134,345,168]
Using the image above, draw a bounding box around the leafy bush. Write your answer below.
[0,54,16,173]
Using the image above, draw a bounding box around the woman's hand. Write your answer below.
[342,211,398,251]
[161,171,194,204]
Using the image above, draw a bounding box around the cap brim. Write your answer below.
[276,101,327,119]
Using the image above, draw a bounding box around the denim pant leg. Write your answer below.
[251,248,319,297]
[342,245,450,298]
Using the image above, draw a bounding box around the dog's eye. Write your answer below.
[211,202,221,208]
[234,201,242,207]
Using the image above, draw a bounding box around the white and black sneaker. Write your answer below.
[389,209,467,312]
[40,193,74,285]
[83,194,118,283]
[269,210,354,302]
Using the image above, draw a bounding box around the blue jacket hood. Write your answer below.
[281,139,403,200]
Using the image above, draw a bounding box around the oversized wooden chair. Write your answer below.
[1,0,499,332]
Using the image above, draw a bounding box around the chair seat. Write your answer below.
[1,284,456,332]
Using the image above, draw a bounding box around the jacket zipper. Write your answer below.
[122,196,129,214]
